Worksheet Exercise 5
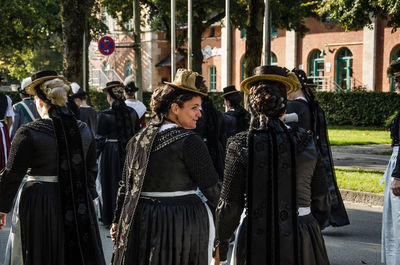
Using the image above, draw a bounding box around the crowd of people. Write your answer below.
[0,60,398,265]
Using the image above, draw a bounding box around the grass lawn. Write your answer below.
[328,125,391,146]
[335,167,384,193]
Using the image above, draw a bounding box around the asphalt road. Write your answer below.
[0,202,383,265]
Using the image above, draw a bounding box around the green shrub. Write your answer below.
[316,91,400,127]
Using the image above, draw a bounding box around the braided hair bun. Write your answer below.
[249,81,287,118]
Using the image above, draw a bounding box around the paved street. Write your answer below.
[0,202,383,265]
[332,144,392,172]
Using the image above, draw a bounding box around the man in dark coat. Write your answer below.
[221,85,250,143]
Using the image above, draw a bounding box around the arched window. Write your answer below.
[336,48,353,90]
[124,61,132,79]
[209,66,217,91]
[390,46,400,91]
[271,52,278,66]
[308,49,325,86]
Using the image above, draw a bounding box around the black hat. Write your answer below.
[25,70,70,96]
[387,60,400,78]
[123,75,139,93]
[221,85,239,98]
[103,81,125,99]
[241,65,298,94]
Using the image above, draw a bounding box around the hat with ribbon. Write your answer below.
[221,85,239,98]
[241,65,298,94]
[25,70,70,96]
[103,81,125,99]
[164,68,208,96]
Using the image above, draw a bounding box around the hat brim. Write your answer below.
[241,74,297,94]
[164,82,208,96]
[103,84,124,93]
[26,76,70,96]
[220,90,240,98]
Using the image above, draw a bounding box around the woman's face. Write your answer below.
[171,96,202,129]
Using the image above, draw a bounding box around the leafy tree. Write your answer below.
[243,0,319,78]
[0,0,106,86]
[318,0,400,31]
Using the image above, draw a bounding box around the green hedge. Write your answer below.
[3,90,399,127]
[316,92,400,127]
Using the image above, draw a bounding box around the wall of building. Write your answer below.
[89,14,400,93]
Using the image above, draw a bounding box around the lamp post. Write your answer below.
[263,0,271,66]
[188,0,193,70]
[171,0,176,80]
[133,0,143,100]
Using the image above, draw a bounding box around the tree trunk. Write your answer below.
[192,22,204,75]
[60,0,91,84]
[244,0,265,78]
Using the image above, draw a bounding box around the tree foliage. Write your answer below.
[0,0,106,83]
[318,0,400,31]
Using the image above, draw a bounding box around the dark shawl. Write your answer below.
[49,106,105,265]
[246,119,300,265]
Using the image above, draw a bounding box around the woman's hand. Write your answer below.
[110,223,118,242]
[213,247,221,265]
[392,178,400,196]
[0,212,6,230]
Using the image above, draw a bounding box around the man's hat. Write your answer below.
[123,75,139,93]
[241,65,298,94]
[25,70,70,96]
[387,60,400,78]
[70,82,87,98]
[221,85,239,98]
[164,68,208,96]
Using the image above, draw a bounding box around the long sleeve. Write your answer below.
[0,126,32,212]
[10,105,21,140]
[95,112,107,158]
[86,137,98,199]
[391,113,400,179]
[214,133,247,262]
[311,154,331,226]
[182,134,220,208]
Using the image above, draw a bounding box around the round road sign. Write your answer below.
[98,36,115,56]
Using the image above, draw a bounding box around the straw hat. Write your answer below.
[164,68,208,96]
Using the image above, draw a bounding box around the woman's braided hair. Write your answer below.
[248,80,287,129]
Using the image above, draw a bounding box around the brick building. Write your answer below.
[89,14,400,92]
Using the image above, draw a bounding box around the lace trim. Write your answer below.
[152,127,194,152]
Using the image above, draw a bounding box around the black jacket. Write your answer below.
[223,107,250,141]
[0,118,97,213]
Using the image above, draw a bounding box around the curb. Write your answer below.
[340,189,383,206]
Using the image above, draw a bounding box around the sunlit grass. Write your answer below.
[328,126,391,146]
[335,167,384,193]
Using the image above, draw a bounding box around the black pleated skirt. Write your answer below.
[124,194,210,265]
[298,214,330,265]
[98,142,122,226]
[19,181,65,265]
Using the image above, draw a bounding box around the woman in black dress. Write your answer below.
[0,70,105,265]
[110,69,220,265]
[286,69,349,228]
[213,66,330,265]
[96,81,140,226]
